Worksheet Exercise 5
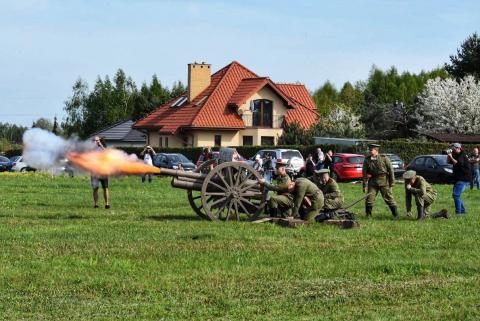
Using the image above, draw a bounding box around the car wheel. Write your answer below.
[20,167,26,172]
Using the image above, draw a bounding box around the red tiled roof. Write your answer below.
[134,61,319,133]
[276,83,317,110]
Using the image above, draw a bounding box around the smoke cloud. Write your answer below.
[22,128,93,170]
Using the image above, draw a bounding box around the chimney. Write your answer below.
[188,62,211,102]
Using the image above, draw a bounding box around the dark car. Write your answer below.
[0,156,13,172]
[384,153,406,178]
[330,153,365,182]
[153,153,196,171]
[406,155,454,183]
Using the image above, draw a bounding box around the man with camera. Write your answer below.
[91,136,110,209]
[447,143,471,215]
[141,145,156,183]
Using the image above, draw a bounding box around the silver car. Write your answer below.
[250,149,305,177]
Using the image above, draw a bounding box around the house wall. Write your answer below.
[238,86,289,123]
[148,131,186,148]
[193,130,240,147]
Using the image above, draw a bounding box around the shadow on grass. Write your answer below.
[142,214,203,221]
[35,214,88,220]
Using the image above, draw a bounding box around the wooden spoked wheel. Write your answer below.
[187,159,217,219]
[201,162,266,221]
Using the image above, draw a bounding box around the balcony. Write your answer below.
[242,114,285,128]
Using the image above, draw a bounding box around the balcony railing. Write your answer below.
[242,114,285,128]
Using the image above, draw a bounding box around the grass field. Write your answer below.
[1,173,479,320]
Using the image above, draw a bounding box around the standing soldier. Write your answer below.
[289,177,324,222]
[259,160,293,217]
[362,144,398,218]
[403,170,448,220]
[311,169,344,211]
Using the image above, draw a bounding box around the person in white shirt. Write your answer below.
[141,145,156,183]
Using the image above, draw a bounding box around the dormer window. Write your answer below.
[171,96,187,108]
[252,99,273,127]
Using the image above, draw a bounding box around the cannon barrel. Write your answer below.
[159,168,206,180]
[171,178,203,191]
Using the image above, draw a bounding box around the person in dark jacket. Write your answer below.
[447,143,471,215]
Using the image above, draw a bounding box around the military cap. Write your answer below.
[314,169,330,175]
[368,143,381,148]
[403,170,416,180]
[275,159,288,168]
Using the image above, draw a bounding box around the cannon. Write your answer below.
[160,148,267,221]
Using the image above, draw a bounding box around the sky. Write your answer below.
[0,0,479,126]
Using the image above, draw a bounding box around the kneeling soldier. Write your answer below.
[312,169,344,211]
[259,160,293,217]
[362,143,399,218]
[289,178,324,222]
[403,170,448,220]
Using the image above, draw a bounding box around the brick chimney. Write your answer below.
[188,62,211,102]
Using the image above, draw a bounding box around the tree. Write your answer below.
[62,78,89,137]
[445,32,480,80]
[278,121,312,145]
[32,117,53,131]
[312,81,339,116]
[309,104,365,138]
[170,80,186,98]
[338,82,364,113]
[417,75,480,134]
[0,122,28,145]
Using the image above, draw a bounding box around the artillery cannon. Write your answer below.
[160,148,267,221]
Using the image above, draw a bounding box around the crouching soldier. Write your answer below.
[403,170,448,220]
[289,178,324,222]
[259,160,293,217]
[312,169,344,211]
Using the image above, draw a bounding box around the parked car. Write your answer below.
[384,153,406,177]
[153,153,196,171]
[249,149,305,177]
[196,151,220,167]
[0,156,13,172]
[9,155,36,172]
[406,154,454,184]
[330,153,365,182]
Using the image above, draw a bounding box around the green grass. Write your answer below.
[1,172,479,320]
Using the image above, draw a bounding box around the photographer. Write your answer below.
[447,143,471,215]
[141,145,156,183]
[91,136,110,209]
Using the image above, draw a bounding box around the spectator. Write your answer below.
[263,154,274,183]
[469,147,480,191]
[141,145,156,183]
[324,150,333,170]
[305,154,316,177]
[253,154,263,173]
[91,136,110,209]
[447,143,471,215]
[315,147,325,170]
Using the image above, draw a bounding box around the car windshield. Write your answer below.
[434,155,449,165]
[347,156,364,164]
[9,156,20,162]
[281,151,302,159]
[167,154,190,163]
[0,156,10,162]
[388,155,401,161]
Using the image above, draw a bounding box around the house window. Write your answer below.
[159,136,163,147]
[252,99,273,127]
[243,136,253,146]
[159,136,169,148]
[214,135,222,146]
[261,136,274,146]
[165,136,169,147]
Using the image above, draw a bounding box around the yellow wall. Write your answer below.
[193,130,240,147]
[148,131,188,148]
[238,86,289,125]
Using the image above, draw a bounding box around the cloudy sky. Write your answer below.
[0,0,479,126]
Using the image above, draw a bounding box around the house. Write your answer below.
[133,61,319,147]
[89,120,146,147]
[424,133,480,144]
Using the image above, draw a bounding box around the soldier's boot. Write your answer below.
[432,209,449,219]
[389,205,399,219]
[365,205,373,218]
[416,205,426,220]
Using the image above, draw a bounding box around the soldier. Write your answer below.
[289,177,324,222]
[311,169,344,211]
[403,170,448,220]
[362,144,398,218]
[258,160,293,217]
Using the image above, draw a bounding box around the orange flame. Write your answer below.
[67,148,161,176]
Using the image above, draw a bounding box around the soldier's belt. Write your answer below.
[371,173,386,178]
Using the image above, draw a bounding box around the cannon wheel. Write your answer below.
[201,162,266,221]
[187,159,216,219]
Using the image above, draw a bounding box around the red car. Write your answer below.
[330,153,365,181]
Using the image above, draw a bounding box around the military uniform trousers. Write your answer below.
[303,192,324,222]
[324,196,344,211]
[413,191,437,215]
[268,194,294,216]
[366,183,397,207]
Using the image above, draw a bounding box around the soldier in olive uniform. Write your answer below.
[311,169,344,211]
[403,170,448,220]
[362,144,399,218]
[289,177,324,222]
[259,160,293,217]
